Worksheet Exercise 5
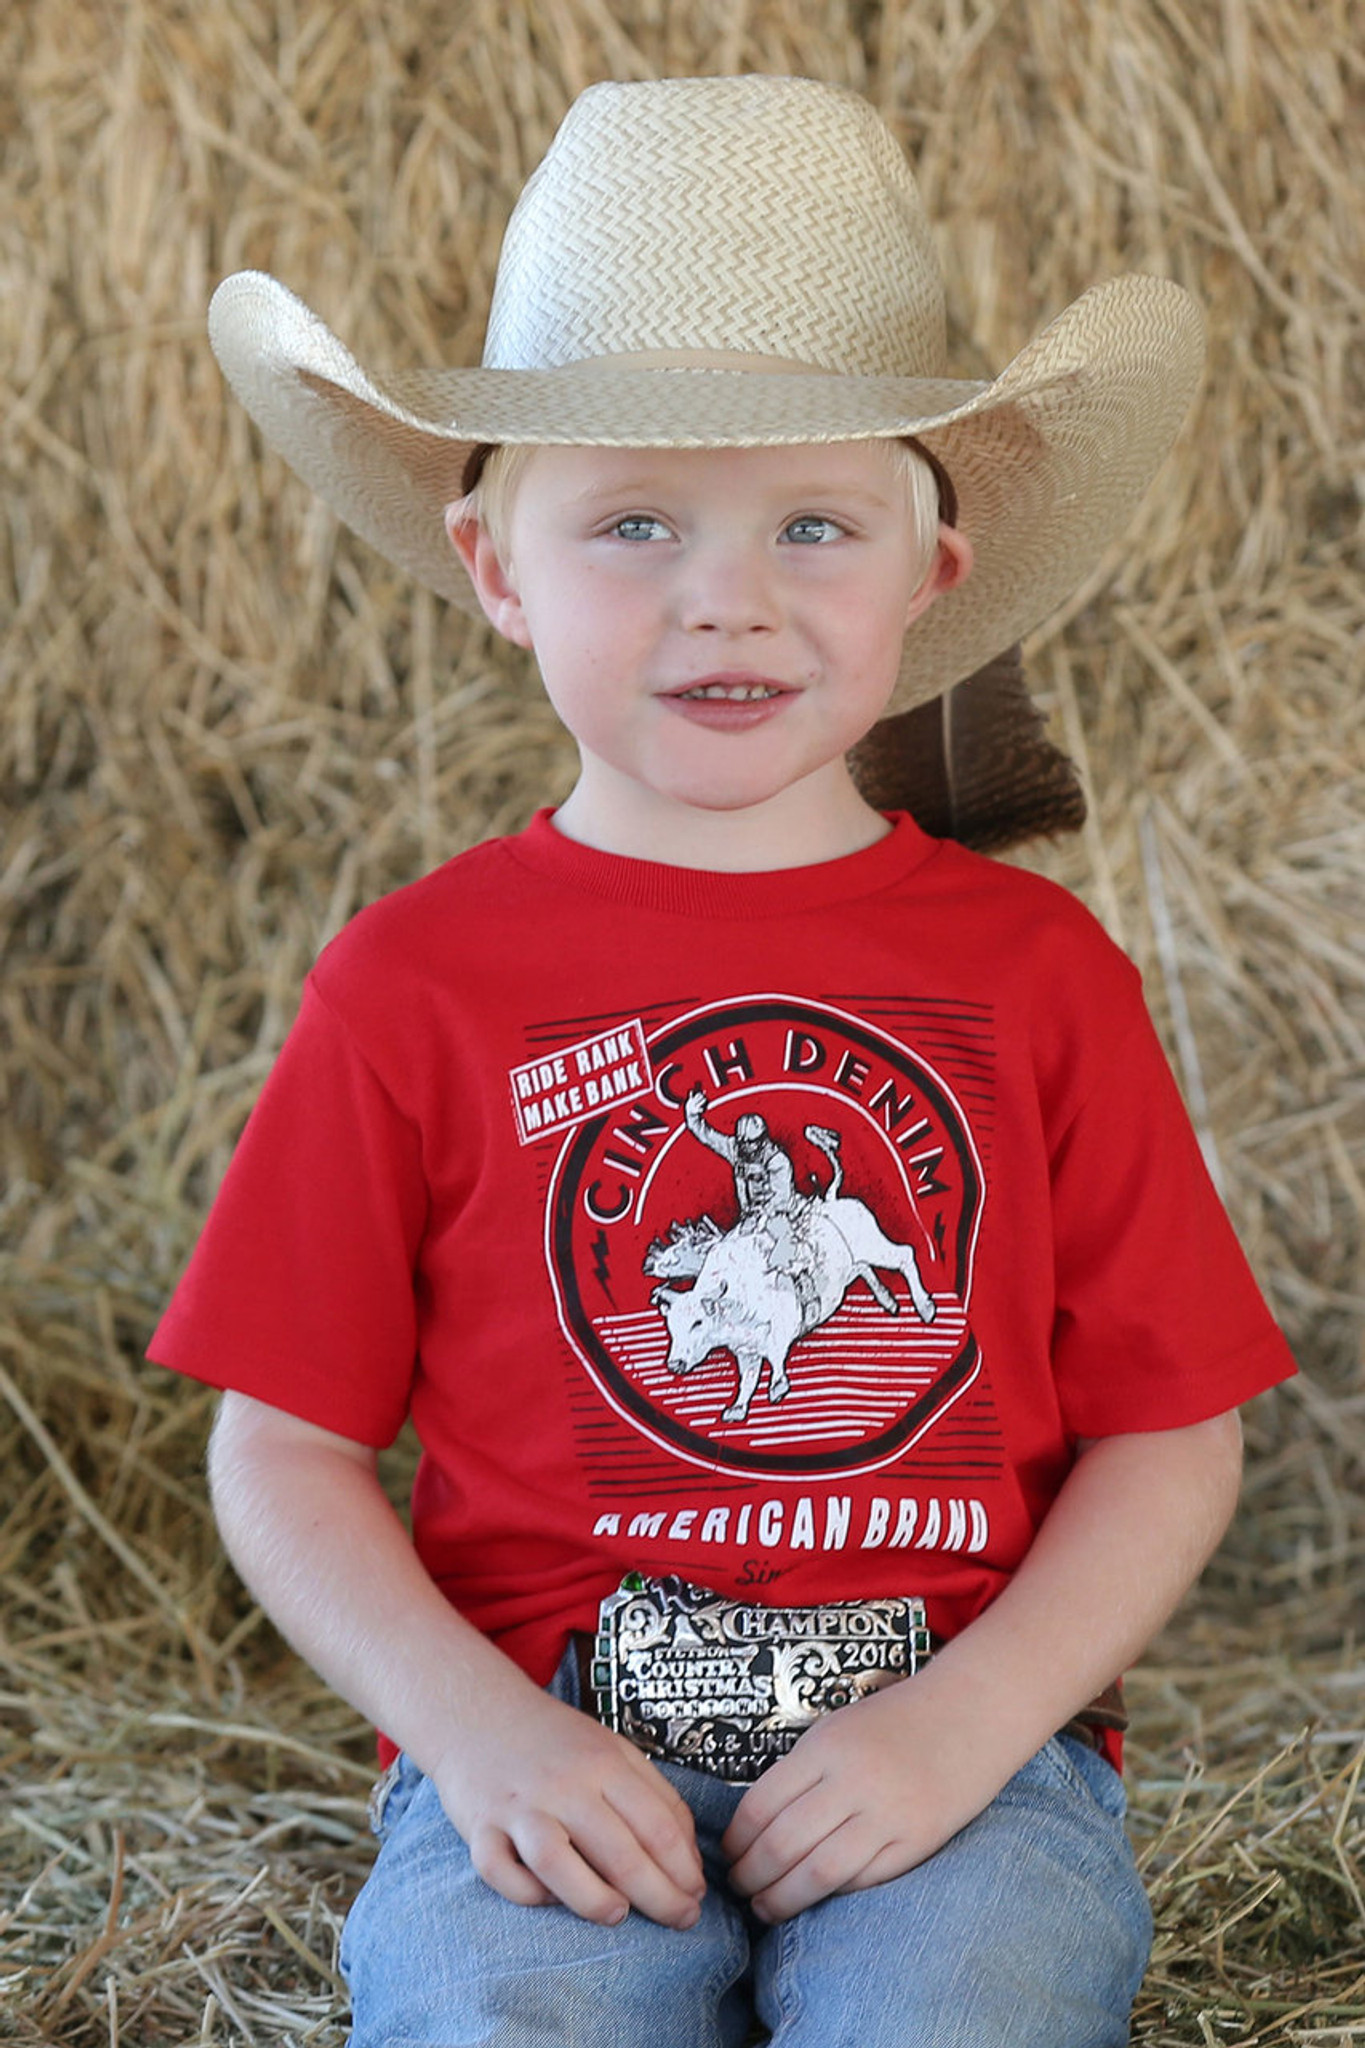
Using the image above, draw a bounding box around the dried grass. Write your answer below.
[1,0,1361,2039]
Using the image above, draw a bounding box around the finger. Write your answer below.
[605,1761,706,1897]
[743,1817,887,1924]
[467,1825,561,1910]
[724,1776,840,1897]
[579,1797,705,1928]
[519,1803,701,1930]
[721,1750,819,1863]
[506,1812,634,1925]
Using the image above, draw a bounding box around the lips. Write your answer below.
[661,675,796,731]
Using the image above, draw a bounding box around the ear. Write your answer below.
[443,504,534,650]
[904,523,974,628]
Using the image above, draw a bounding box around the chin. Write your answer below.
[666,782,802,818]
[654,755,833,813]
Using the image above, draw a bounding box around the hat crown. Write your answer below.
[483,77,946,379]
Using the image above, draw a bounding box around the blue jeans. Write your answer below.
[341,1652,1152,2047]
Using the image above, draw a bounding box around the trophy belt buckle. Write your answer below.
[589,1573,931,1784]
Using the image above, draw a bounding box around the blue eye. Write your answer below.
[612,515,670,541]
[783,516,842,544]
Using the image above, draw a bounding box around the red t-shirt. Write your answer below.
[152,812,1294,1755]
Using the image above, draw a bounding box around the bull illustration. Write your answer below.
[644,1095,937,1424]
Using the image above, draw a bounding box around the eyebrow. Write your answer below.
[567,476,672,504]
[565,472,905,510]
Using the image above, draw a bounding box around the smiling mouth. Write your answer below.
[673,679,788,702]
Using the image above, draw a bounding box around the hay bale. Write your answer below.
[2,0,1360,2037]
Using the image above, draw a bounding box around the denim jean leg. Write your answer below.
[751,1736,1153,2048]
[341,1759,759,2048]
[341,1672,760,2048]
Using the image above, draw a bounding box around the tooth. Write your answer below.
[679,681,779,700]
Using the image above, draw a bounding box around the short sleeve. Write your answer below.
[1049,1003,1295,1436]
[149,977,429,1445]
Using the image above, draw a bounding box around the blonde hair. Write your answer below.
[453,437,945,586]
[455,443,538,562]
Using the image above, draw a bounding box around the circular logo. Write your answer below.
[546,997,983,1477]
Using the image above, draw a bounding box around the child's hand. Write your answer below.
[721,1680,994,1923]
[429,1685,706,1930]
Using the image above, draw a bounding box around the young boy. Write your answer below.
[154,77,1295,2046]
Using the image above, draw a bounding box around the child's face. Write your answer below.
[449,441,969,855]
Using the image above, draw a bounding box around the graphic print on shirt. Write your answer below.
[533,996,985,1479]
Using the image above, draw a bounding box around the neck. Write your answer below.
[551,762,891,872]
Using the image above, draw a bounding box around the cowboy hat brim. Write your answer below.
[208,268,1204,708]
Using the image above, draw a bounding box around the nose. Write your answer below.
[677,537,781,635]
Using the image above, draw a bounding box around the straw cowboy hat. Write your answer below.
[208,75,1205,840]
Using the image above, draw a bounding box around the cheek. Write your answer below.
[812,554,918,634]
[525,567,647,660]
[877,559,928,636]
[835,573,918,662]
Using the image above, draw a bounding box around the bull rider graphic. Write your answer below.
[646,1089,938,1424]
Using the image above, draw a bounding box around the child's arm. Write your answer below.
[206,1391,705,1929]
[723,1409,1244,1923]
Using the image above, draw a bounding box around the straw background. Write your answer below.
[2,0,1361,2040]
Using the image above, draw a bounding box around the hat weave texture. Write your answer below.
[484,78,944,377]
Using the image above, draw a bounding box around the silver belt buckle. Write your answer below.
[591,1574,930,1782]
